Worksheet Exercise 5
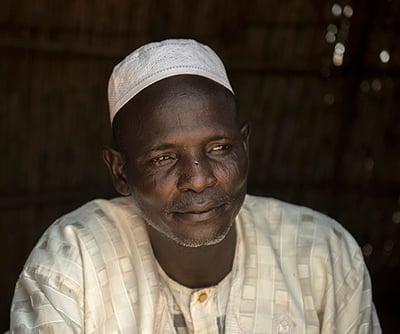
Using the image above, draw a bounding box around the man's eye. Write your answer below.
[152,155,175,166]
[209,144,231,153]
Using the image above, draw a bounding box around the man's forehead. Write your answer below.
[135,75,233,103]
[116,75,236,124]
[114,75,239,150]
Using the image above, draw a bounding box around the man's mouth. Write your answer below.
[172,202,225,222]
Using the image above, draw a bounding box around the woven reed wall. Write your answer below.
[1,0,399,331]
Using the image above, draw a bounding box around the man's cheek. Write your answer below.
[214,160,246,185]
[133,178,173,206]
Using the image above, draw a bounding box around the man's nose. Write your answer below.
[177,157,217,193]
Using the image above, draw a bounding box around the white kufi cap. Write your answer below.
[107,39,233,124]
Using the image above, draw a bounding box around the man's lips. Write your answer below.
[172,203,225,222]
[175,202,225,214]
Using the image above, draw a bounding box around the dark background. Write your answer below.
[1,0,399,332]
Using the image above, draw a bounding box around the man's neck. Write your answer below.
[147,226,237,289]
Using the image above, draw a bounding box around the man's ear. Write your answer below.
[103,147,131,196]
[240,121,251,154]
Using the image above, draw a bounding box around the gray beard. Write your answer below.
[145,217,235,248]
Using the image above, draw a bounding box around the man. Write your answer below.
[9,39,381,333]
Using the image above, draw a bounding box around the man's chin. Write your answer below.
[172,233,227,248]
[145,215,236,248]
[169,220,235,248]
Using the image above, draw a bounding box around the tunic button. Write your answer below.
[198,292,207,303]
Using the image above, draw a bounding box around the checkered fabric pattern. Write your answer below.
[8,195,381,333]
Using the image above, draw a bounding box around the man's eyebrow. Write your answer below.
[146,134,234,153]
[208,135,231,141]
[148,143,176,153]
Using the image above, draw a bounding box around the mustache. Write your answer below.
[166,191,233,212]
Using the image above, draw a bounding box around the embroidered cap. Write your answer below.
[107,39,233,124]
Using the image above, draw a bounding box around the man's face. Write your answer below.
[108,75,250,248]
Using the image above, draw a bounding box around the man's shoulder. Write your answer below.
[241,194,359,252]
[25,196,147,268]
[242,193,334,224]
[57,196,139,224]
[42,196,143,241]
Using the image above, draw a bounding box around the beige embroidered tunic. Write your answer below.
[9,195,381,333]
